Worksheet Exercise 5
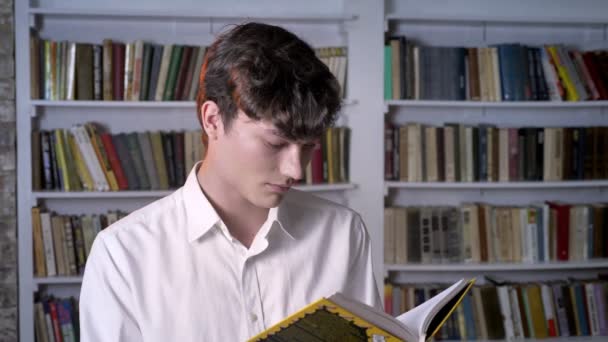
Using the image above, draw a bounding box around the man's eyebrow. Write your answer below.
[264,128,285,137]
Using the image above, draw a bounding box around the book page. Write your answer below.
[395,279,469,338]
[329,293,416,341]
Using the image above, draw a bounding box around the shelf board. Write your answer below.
[385,100,608,110]
[36,261,608,285]
[30,98,357,108]
[28,7,357,23]
[33,276,83,285]
[30,100,196,108]
[385,180,608,190]
[32,183,356,199]
[385,13,608,25]
[385,260,608,272]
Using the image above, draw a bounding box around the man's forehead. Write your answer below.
[238,110,320,143]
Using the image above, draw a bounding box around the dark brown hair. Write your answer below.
[196,22,342,144]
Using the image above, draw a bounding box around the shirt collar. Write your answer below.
[183,162,295,243]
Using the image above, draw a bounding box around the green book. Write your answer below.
[139,43,153,101]
[125,132,150,190]
[162,45,183,101]
[384,44,393,100]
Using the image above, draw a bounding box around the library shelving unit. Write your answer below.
[15,1,385,341]
[16,0,608,340]
[382,0,608,289]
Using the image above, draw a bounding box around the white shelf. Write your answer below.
[385,13,608,25]
[385,260,608,272]
[32,183,357,199]
[385,100,608,111]
[28,7,358,23]
[33,276,83,286]
[37,261,608,285]
[385,180,608,190]
[29,98,358,109]
[294,183,357,192]
[32,190,174,199]
[30,100,196,108]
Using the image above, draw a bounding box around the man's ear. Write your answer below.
[200,101,223,142]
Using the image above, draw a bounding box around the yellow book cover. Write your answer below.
[85,123,119,191]
[326,128,334,184]
[249,279,475,342]
[54,129,71,191]
[31,206,47,277]
[149,131,169,190]
[569,286,581,336]
[545,46,579,102]
[67,130,94,191]
[527,285,548,338]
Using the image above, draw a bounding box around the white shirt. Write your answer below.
[79,162,381,342]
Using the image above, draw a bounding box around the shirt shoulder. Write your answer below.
[283,189,361,217]
[280,189,366,238]
[94,189,185,245]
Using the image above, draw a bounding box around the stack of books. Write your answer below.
[385,123,608,182]
[384,202,608,265]
[384,38,608,102]
[31,207,127,277]
[32,123,204,191]
[385,279,608,340]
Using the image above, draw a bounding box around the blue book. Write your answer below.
[462,294,477,340]
[574,284,590,336]
[535,207,545,262]
[498,44,520,101]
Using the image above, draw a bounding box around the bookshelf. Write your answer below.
[16,1,381,341]
[382,0,608,339]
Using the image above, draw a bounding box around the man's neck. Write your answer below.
[196,162,268,248]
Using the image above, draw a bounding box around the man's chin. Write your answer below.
[256,192,285,209]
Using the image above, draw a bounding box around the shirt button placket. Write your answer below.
[242,256,264,335]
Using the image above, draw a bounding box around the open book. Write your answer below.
[248,278,475,342]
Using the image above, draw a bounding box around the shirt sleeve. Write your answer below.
[79,234,143,342]
[343,213,383,311]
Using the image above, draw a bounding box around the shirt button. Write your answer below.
[250,313,258,322]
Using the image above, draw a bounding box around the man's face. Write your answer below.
[214,110,318,209]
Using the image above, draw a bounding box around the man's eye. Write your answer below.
[267,142,286,150]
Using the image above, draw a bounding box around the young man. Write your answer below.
[80,22,380,341]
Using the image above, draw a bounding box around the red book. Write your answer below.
[385,123,393,180]
[48,300,64,342]
[582,52,608,100]
[173,46,193,101]
[100,133,129,190]
[112,42,125,100]
[384,284,393,315]
[311,143,323,184]
[547,317,558,337]
[548,202,571,261]
[508,128,518,181]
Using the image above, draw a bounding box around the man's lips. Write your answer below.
[267,183,291,192]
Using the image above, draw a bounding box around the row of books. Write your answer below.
[32,124,205,191]
[385,123,608,182]
[385,280,608,340]
[384,37,608,102]
[384,202,608,265]
[29,35,206,102]
[32,123,351,192]
[304,127,351,185]
[31,207,126,277]
[29,33,348,102]
[35,295,79,342]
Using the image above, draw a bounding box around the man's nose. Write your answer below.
[280,145,303,182]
